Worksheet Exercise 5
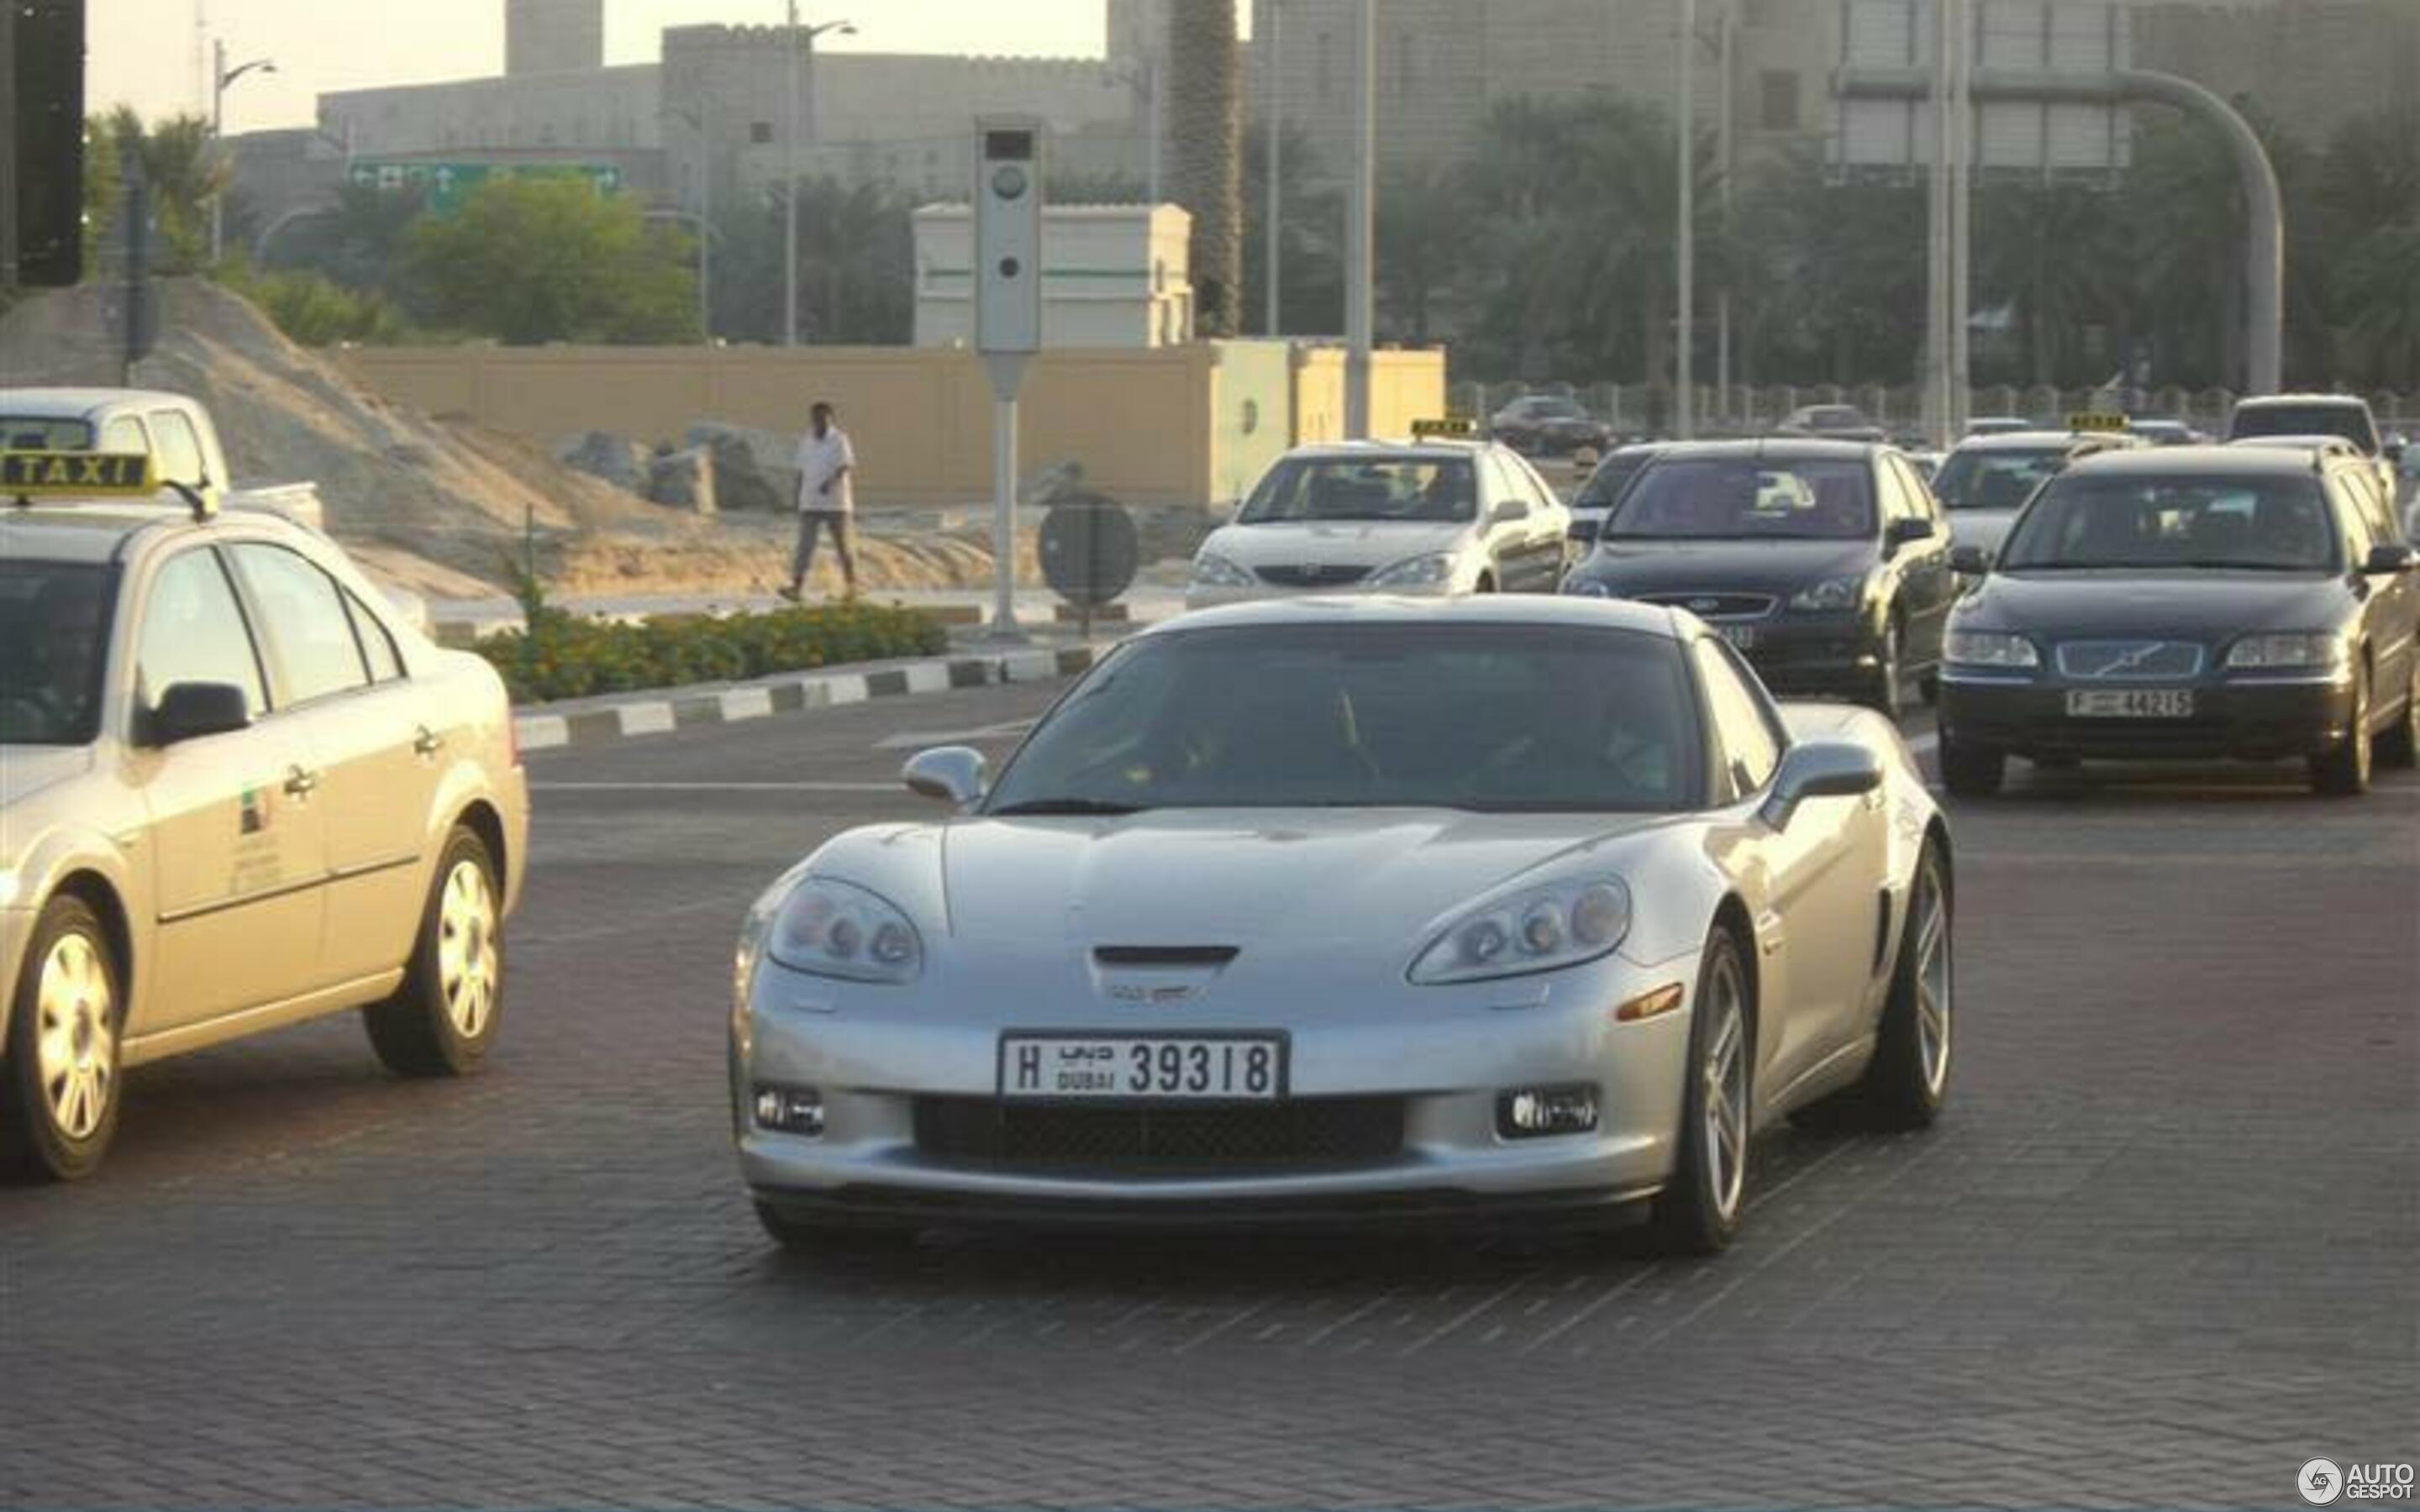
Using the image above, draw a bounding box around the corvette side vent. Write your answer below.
[1092,946,1240,968]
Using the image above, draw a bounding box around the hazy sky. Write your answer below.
[87,1,1172,133]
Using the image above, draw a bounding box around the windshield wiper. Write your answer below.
[988,797,1149,816]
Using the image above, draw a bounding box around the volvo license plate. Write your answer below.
[1000,1035,1288,1100]
[2066,689,2194,718]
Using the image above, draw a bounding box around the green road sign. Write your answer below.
[348,160,623,216]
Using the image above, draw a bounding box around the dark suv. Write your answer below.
[1561,441,1956,716]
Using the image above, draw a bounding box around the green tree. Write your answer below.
[713,178,912,345]
[406,177,697,344]
[1241,120,1342,338]
[88,108,221,274]
[1974,181,2128,386]
[1166,0,1243,334]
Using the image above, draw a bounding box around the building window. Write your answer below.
[1760,71,1801,132]
[750,121,773,144]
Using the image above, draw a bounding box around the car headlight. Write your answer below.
[1944,629,2040,669]
[1190,552,1255,589]
[1787,576,1865,612]
[765,876,923,984]
[1409,876,1631,985]
[1562,575,1614,598]
[2226,633,2349,671]
[1368,552,1459,590]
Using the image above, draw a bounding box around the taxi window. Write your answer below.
[345,588,406,683]
[0,417,94,449]
[226,544,371,706]
[1692,638,1783,800]
[149,410,208,487]
[98,416,148,453]
[136,549,268,718]
[1239,455,1478,524]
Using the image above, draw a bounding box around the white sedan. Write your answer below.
[731,596,1954,1253]
[1186,439,1571,609]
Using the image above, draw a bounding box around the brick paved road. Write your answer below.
[3,682,2413,1509]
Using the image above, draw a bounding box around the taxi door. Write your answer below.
[124,547,329,1034]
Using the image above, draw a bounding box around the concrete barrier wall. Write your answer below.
[336,342,1446,507]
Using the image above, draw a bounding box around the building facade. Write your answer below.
[506,0,605,76]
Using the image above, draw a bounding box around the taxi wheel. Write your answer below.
[365,827,504,1078]
[2310,668,2374,797]
[1648,926,1751,1257]
[2,895,125,1184]
[2380,659,2419,769]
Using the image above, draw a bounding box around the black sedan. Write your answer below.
[1489,395,1615,458]
[1562,441,1957,716]
[1936,447,2420,796]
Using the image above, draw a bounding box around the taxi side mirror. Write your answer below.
[1488,499,1526,528]
[149,682,252,745]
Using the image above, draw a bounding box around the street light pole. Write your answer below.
[1675,0,1697,441]
[209,37,276,265]
[1344,0,1374,439]
[1264,0,1282,337]
[784,10,856,347]
[667,106,713,343]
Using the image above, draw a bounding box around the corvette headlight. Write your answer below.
[766,876,923,984]
[1563,576,1614,598]
[1410,877,1631,984]
[1190,552,1255,588]
[2226,633,2349,670]
[1944,629,2039,669]
[1369,553,1458,589]
[1787,575,1865,612]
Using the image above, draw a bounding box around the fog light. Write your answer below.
[753,1084,824,1137]
[1498,1084,1599,1139]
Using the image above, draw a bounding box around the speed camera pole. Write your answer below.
[974,118,1044,644]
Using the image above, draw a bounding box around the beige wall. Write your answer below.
[336,342,1445,508]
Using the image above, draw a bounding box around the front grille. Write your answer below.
[1635,591,1778,621]
[913,1096,1405,1174]
[1255,564,1371,589]
[2055,639,2207,680]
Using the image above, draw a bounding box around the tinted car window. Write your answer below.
[0,561,117,745]
[1693,639,1782,799]
[986,624,1703,814]
[1575,451,1654,511]
[2000,475,2340,573]
[149,410,208,487]
[1239,455,1478,525]
[136,549,266,718]
[227,544,371,705]
[1932,445,2068,511]
[2230,403,2379,453]
[1608,458,1876,541]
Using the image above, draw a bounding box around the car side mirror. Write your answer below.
[1885,516,1936,554]
[1489,499,1526,527]
[2384,438,2405,464]
[1949,543,1991,575]
[902,745,987,806]
[2364,543,2417,575]
[148,681,252,745]
[1760,739,1886,831]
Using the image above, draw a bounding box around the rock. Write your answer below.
[645,446,718,515]
[558,430,650,495]
[685,421,797,512]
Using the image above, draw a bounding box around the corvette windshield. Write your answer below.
[0,560,115,746]
[986,624,1704,814]
[1998,475,2339,572]
[1607,458,1876,541]
[1237,456,1477,525]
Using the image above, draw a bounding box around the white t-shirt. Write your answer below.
[794,426,856,514]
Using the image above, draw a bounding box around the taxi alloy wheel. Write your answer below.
[364,826,504,1078]
[3,895,124,1183]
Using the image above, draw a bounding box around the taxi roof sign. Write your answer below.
[1410,417,1479,440]
[2066,412,2129,434]
[3,450,157,498]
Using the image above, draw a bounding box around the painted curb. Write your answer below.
[513,643,1109,753]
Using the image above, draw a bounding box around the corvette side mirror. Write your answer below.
[1760,739,1885,831]
[903,745,987,806]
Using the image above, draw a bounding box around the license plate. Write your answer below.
[999,1035,1287,1100]
[1714,623,1760,650]
[2065,689,2194,718]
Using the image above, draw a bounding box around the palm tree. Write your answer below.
[103,108,224,273]
[1165,0,1242,336]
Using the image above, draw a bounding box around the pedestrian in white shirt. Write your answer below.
[781,401,858,601]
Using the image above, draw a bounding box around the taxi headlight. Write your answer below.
[766,877,923,984]
[1189,552,1255,589]
[1368,553,1458,589]
[1787,575,1865,612]
[1944,630,2040,669]
[2226,633,2348,671]
[1411,877,1631,985]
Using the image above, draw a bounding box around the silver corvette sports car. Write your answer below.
[731,598,1953,1254]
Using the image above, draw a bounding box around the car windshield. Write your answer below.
[1606,457,1876,540]
[1998,475,2339,573]
[0,417,94,449]
[1931,446,2067,511]
[1573,451,1653,510]
[985,623,1704,815]
[2231,404,2378,452]
[0,560,116,746]
[1237,455,1478,525]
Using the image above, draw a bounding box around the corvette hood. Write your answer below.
[0,747,92,811]
[935,809,1672,950]
[1206,521,1471,571]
